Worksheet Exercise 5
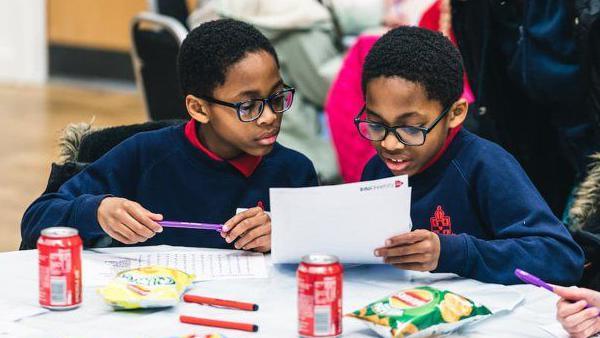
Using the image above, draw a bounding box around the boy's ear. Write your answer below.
[186,95,210,124]
[447,98,468,128]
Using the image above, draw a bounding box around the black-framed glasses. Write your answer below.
[200,87,295,122]
[354,105,451,146]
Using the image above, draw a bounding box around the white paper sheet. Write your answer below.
[271,176,412,264]
[84,249,268,282]
[0,321,46,337]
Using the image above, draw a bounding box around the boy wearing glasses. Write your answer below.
[359,26,583,285]
[21,19,318,251]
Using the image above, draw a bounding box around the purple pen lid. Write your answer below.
[514,268,554,292]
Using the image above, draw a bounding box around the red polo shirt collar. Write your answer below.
[418,125,462,174]
[184,119,263,177]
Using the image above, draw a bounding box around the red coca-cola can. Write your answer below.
[297,254,343,337]
[37,227,82,310]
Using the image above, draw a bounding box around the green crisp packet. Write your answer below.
[347,286,492,338]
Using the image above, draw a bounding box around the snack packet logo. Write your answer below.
[120,273,176,286]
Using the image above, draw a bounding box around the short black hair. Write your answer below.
[178,18,279,97]
[362,26,464,108]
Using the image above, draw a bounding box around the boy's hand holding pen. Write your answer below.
[554,286,600,337]
[97,197,163,245]
[515,269,600,338]
[97,195,272,251]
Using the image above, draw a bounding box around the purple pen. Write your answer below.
[159,221,223,231]
[515,268,600,315]
[514,268,554,292]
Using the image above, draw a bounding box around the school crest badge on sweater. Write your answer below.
[430,205,452,235]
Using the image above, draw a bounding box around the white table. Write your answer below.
[0,246,567,338]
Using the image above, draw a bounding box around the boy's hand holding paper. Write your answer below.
[375,229,441,271]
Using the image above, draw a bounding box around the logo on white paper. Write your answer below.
[360,180,404,192]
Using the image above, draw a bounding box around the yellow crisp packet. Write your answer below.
[98,266,194,309]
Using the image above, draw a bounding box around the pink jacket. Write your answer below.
[324,35,380,184]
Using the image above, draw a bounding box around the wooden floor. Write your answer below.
[0,82,146,252]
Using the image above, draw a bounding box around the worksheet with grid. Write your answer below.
[86,249,268,282]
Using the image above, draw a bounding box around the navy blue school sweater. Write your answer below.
[362,128,584,285]
[21,121,319,249]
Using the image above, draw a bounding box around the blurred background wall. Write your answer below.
[0,0,46,84]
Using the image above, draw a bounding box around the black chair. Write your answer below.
[148,0,190,30]
[48,120,184,193]
[20,120,184,250]
[130,12,189,121]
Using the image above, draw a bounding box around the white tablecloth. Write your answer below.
[0,246,568,338]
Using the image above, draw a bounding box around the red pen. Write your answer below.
[257,201,264,210]
[180,315,258,332]
[183,294,259,311]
